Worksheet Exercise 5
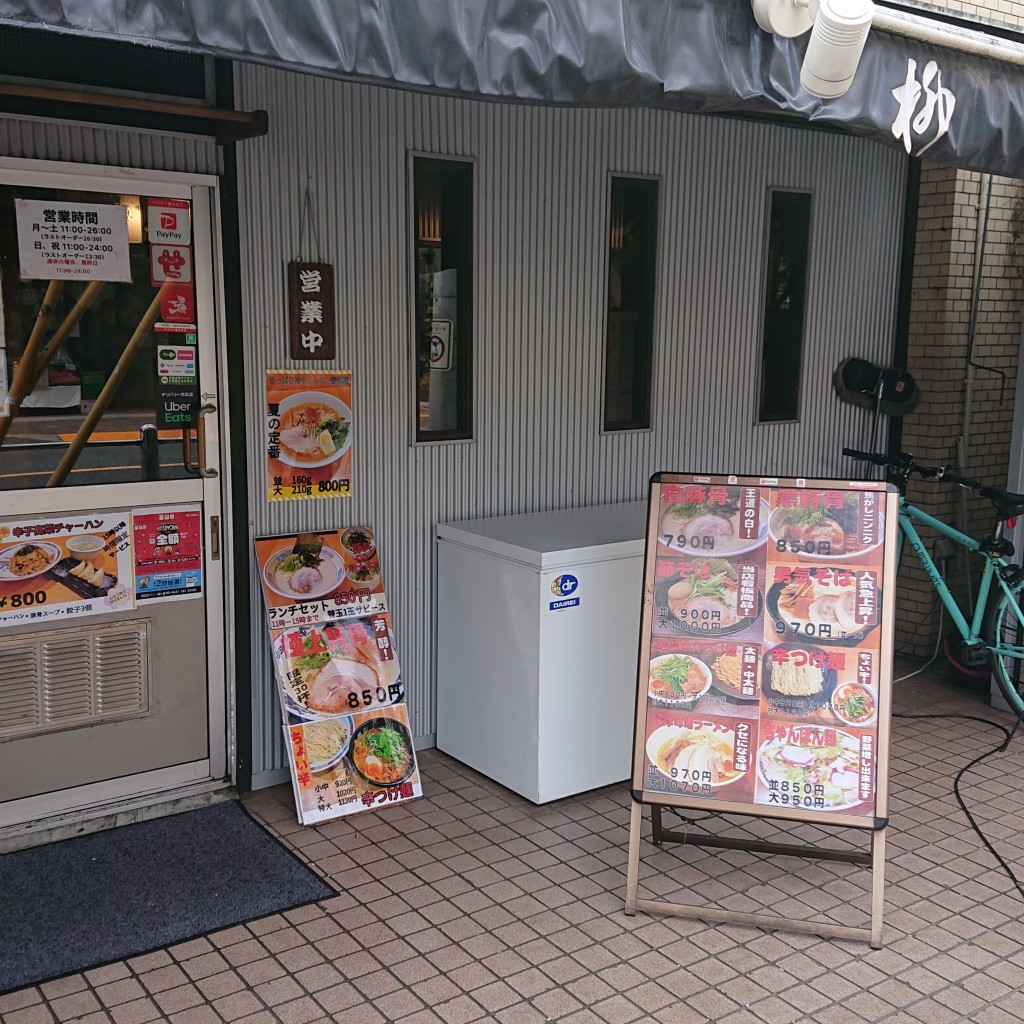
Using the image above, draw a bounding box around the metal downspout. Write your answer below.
[960,173,993,612]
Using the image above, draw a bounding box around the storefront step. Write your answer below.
[0,780,234,854]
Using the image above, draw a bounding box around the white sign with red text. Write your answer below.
[15,200,131,282]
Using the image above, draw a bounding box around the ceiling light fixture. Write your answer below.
[752,0,875,100]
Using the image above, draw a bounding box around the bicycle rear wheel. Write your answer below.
[984,580,1024,718]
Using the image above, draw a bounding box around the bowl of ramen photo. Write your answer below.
[647,654,712,709]
[655,558,760,637]
[660,494,769,558]
[756,727,865,810]
[302,715,355,773]
[768,494,885,563]
[263,544,344,600]
[276,391,352,468]
[765,568,879,647]
[645,723,742,788]
[276,624,385,720]
[831,682,878,727]
[350,717,416,787]
[0,541,62,581]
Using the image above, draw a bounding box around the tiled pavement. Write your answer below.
[4,667,1024,1024]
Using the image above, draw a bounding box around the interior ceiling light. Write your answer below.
[752,0,875,100]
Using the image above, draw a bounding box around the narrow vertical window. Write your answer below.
[414,158,473,440]
[604,177,658,431]
[758,190,812,423]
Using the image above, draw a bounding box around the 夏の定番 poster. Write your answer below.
[266,370,352,500]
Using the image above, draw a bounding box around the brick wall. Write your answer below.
[926,1,1024,28]
[896,166,1023,658]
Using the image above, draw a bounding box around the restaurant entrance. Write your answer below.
[0,160,228,832]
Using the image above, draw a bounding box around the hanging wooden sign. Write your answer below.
[624,471,899,948]
[288,261,335,360]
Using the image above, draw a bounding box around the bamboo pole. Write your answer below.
[31,281,106,389]
[47,284,167,488]
[0,280,64,446]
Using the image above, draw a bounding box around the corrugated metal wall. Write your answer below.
[0,115,219,175]
[234,65,907,783]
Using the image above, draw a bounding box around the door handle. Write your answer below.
[181,427,197,476]
[195,403,218,479]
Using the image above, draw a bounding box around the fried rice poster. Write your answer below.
[266,370,352,501]
[0,512,134,626]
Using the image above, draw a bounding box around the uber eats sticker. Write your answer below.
[549,573,580,611]
[155,336,198,427]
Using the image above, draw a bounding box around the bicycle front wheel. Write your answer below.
[984,580,1024,718]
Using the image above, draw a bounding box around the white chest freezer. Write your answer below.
[436,501,647,803]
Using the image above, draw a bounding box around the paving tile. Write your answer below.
[272,995,325,1024]
[168,1007,219,1024]
[94,979,147,1009]
[1,1005,58,1024]
[252,976,305,1007]
[38,977,87,1000]
[196,970,248,1000]
[211,989,264,1021]
[430,994,486,1024]
[108,1000,163,1024]
[151,984,205,1016]
[47,989,103,1020]
[372,988,426,1020]
[83,965,132,987]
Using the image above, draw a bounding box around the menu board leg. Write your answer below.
[623,805,887,945]
[870,828,886,949]
[624,799,643,916]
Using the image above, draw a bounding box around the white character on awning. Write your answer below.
[891,58,956,156]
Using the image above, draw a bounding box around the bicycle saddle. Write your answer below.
[980,485,1024,520]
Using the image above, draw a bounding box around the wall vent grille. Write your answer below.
[0,621,149,740]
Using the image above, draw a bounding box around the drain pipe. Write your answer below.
[959,173,993,614]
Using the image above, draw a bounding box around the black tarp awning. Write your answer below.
[1,0,1023,176]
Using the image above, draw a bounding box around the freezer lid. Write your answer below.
[437,501,647,568]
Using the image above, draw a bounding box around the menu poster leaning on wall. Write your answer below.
[266,370,352,501]
[255,525,422,824]
[632,474,898,829]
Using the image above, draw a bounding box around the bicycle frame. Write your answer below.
[898,500,1024,648]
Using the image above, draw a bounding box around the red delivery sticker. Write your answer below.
[160,284,195,323]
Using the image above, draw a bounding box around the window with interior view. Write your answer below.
[0,185,200,489]
[758,190,812,423]
[604,176,658,432]
[414,158,473,441]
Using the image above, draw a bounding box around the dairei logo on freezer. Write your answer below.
[550,574,579,598]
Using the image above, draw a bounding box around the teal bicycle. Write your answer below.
[844,447,1024,718]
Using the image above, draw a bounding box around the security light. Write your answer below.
[752,0,875,100]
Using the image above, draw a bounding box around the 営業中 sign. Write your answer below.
[288,262,336,360]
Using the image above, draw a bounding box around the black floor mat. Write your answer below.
[0,800,334,994]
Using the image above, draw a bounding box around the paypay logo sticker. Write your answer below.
[549,573,580,611]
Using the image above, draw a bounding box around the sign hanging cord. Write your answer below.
[296,183,323,263]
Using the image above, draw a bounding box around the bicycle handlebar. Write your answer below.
[842,447,982,490]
